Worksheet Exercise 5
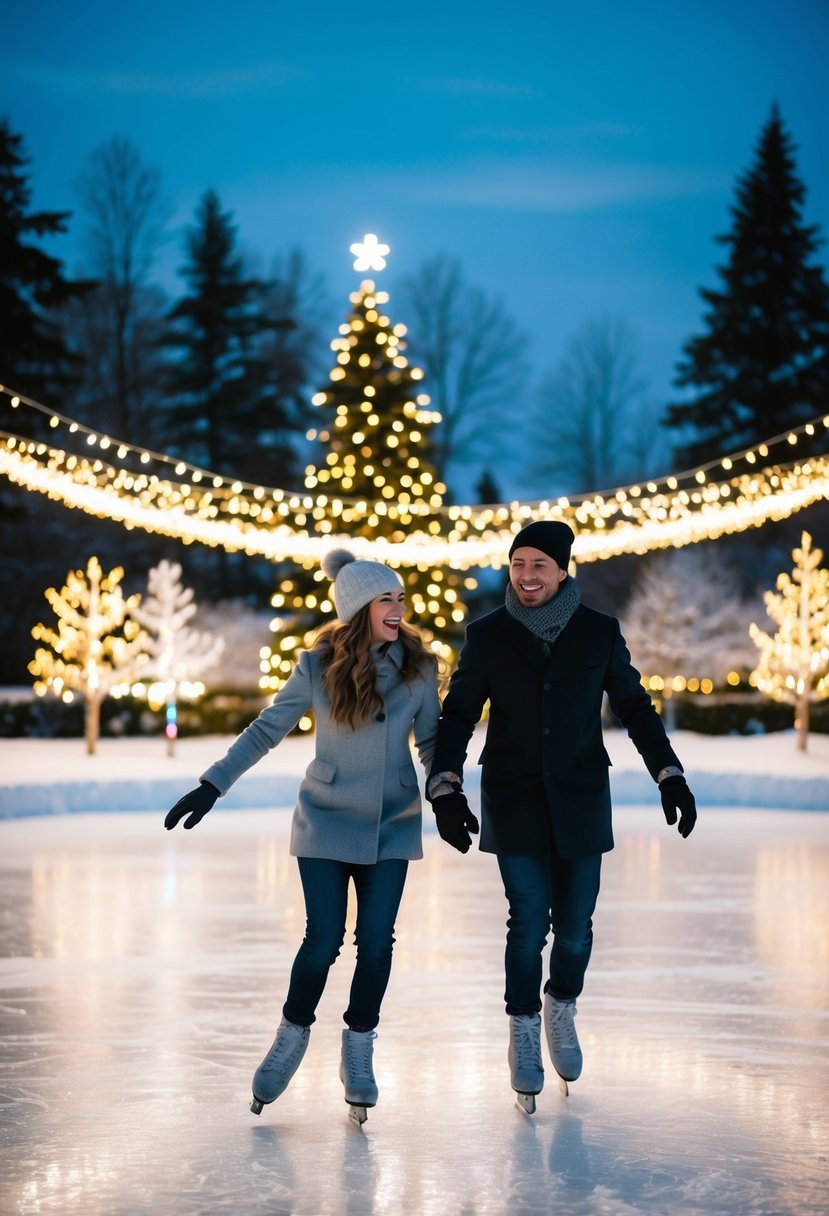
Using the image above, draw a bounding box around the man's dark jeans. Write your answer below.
[497,847,602,1013]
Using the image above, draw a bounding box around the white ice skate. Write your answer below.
[340,1029,378,1125]
[250,1017,310,1115]
[509,1013,544,1114]
[543,993,582,1095]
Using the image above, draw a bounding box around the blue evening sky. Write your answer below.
[4,1,828,430]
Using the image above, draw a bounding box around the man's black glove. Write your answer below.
[165,781,220,830]
[432,787,480,854]
[659,775,697,838]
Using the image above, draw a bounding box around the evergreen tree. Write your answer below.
[750,532,829,752]
[163,189,300,487]
[665,106,829,467]
[261,278,473,718]
[0,119,87,408]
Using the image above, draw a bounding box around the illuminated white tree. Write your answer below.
[622,548,756,728]
[29,556,148,755]
[750,532,829,752]
[132,559,224,755]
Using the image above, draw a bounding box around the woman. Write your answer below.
[164,548,440,1123]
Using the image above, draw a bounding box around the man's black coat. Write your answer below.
[430,601,682,859]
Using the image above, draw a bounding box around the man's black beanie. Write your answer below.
[508,521,575,570]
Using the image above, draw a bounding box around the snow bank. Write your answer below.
[1,727,826,818]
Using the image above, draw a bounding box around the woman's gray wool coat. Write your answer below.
[201,642,440,865]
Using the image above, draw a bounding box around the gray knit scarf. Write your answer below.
[505,576,581,645]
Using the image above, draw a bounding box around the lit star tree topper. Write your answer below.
[350,233,390,272]
[750,531,829,752]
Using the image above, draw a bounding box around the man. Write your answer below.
[427,520,696,1109]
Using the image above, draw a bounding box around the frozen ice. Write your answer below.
[1,726,827,1213]
[1,798,827,1215]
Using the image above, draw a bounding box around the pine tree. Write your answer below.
[29,557,148,755]
[261,278,473,718]
[665,106,829,467]
[750,532,829,752]
[132,560,224,755]
[0,119,88,408]
[163,189,300,487]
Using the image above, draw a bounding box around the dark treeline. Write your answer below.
[2,103,829,683]
[0,123,337,680]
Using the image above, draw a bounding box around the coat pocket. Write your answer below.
[399,764,418,787]
[576,745,612,769]
[307,758,337,783]
[477,746,526,774]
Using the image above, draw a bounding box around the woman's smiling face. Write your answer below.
[368,589,406,644]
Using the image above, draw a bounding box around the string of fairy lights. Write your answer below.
[13,235,829,729]
[1,382,827,567]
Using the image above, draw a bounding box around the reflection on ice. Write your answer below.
[0,808,827,1215]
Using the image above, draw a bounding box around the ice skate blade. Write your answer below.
[557,1075,570,1097]
[514,1092,537,1115]
[348,1104,368,1125]
[250,1096,265,1115]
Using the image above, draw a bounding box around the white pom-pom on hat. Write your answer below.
[321,547,356,582]
[321,546,403,623]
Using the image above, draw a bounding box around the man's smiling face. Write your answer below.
[509,546,567,608]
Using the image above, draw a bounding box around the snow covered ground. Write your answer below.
[1,729,828,1215]
[2,725,828,817]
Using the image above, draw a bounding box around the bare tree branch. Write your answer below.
[399,256,528,485]
[527,314,666,497]
[74,136,169,436]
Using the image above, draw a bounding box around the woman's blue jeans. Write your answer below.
[283,856,408,1031]
[496,848,602,1015]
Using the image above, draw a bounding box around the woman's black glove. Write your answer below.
[659,775,697,838]
[432,787,480,854]
[165,781,220,830]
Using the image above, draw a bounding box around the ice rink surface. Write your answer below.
[1,806,827,1216]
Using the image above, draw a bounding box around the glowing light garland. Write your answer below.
[1,384,828,568]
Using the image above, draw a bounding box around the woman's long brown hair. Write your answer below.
[310,606,439,730]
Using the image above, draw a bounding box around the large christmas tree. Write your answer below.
[261,259,474,716]
[665,106,829,467]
